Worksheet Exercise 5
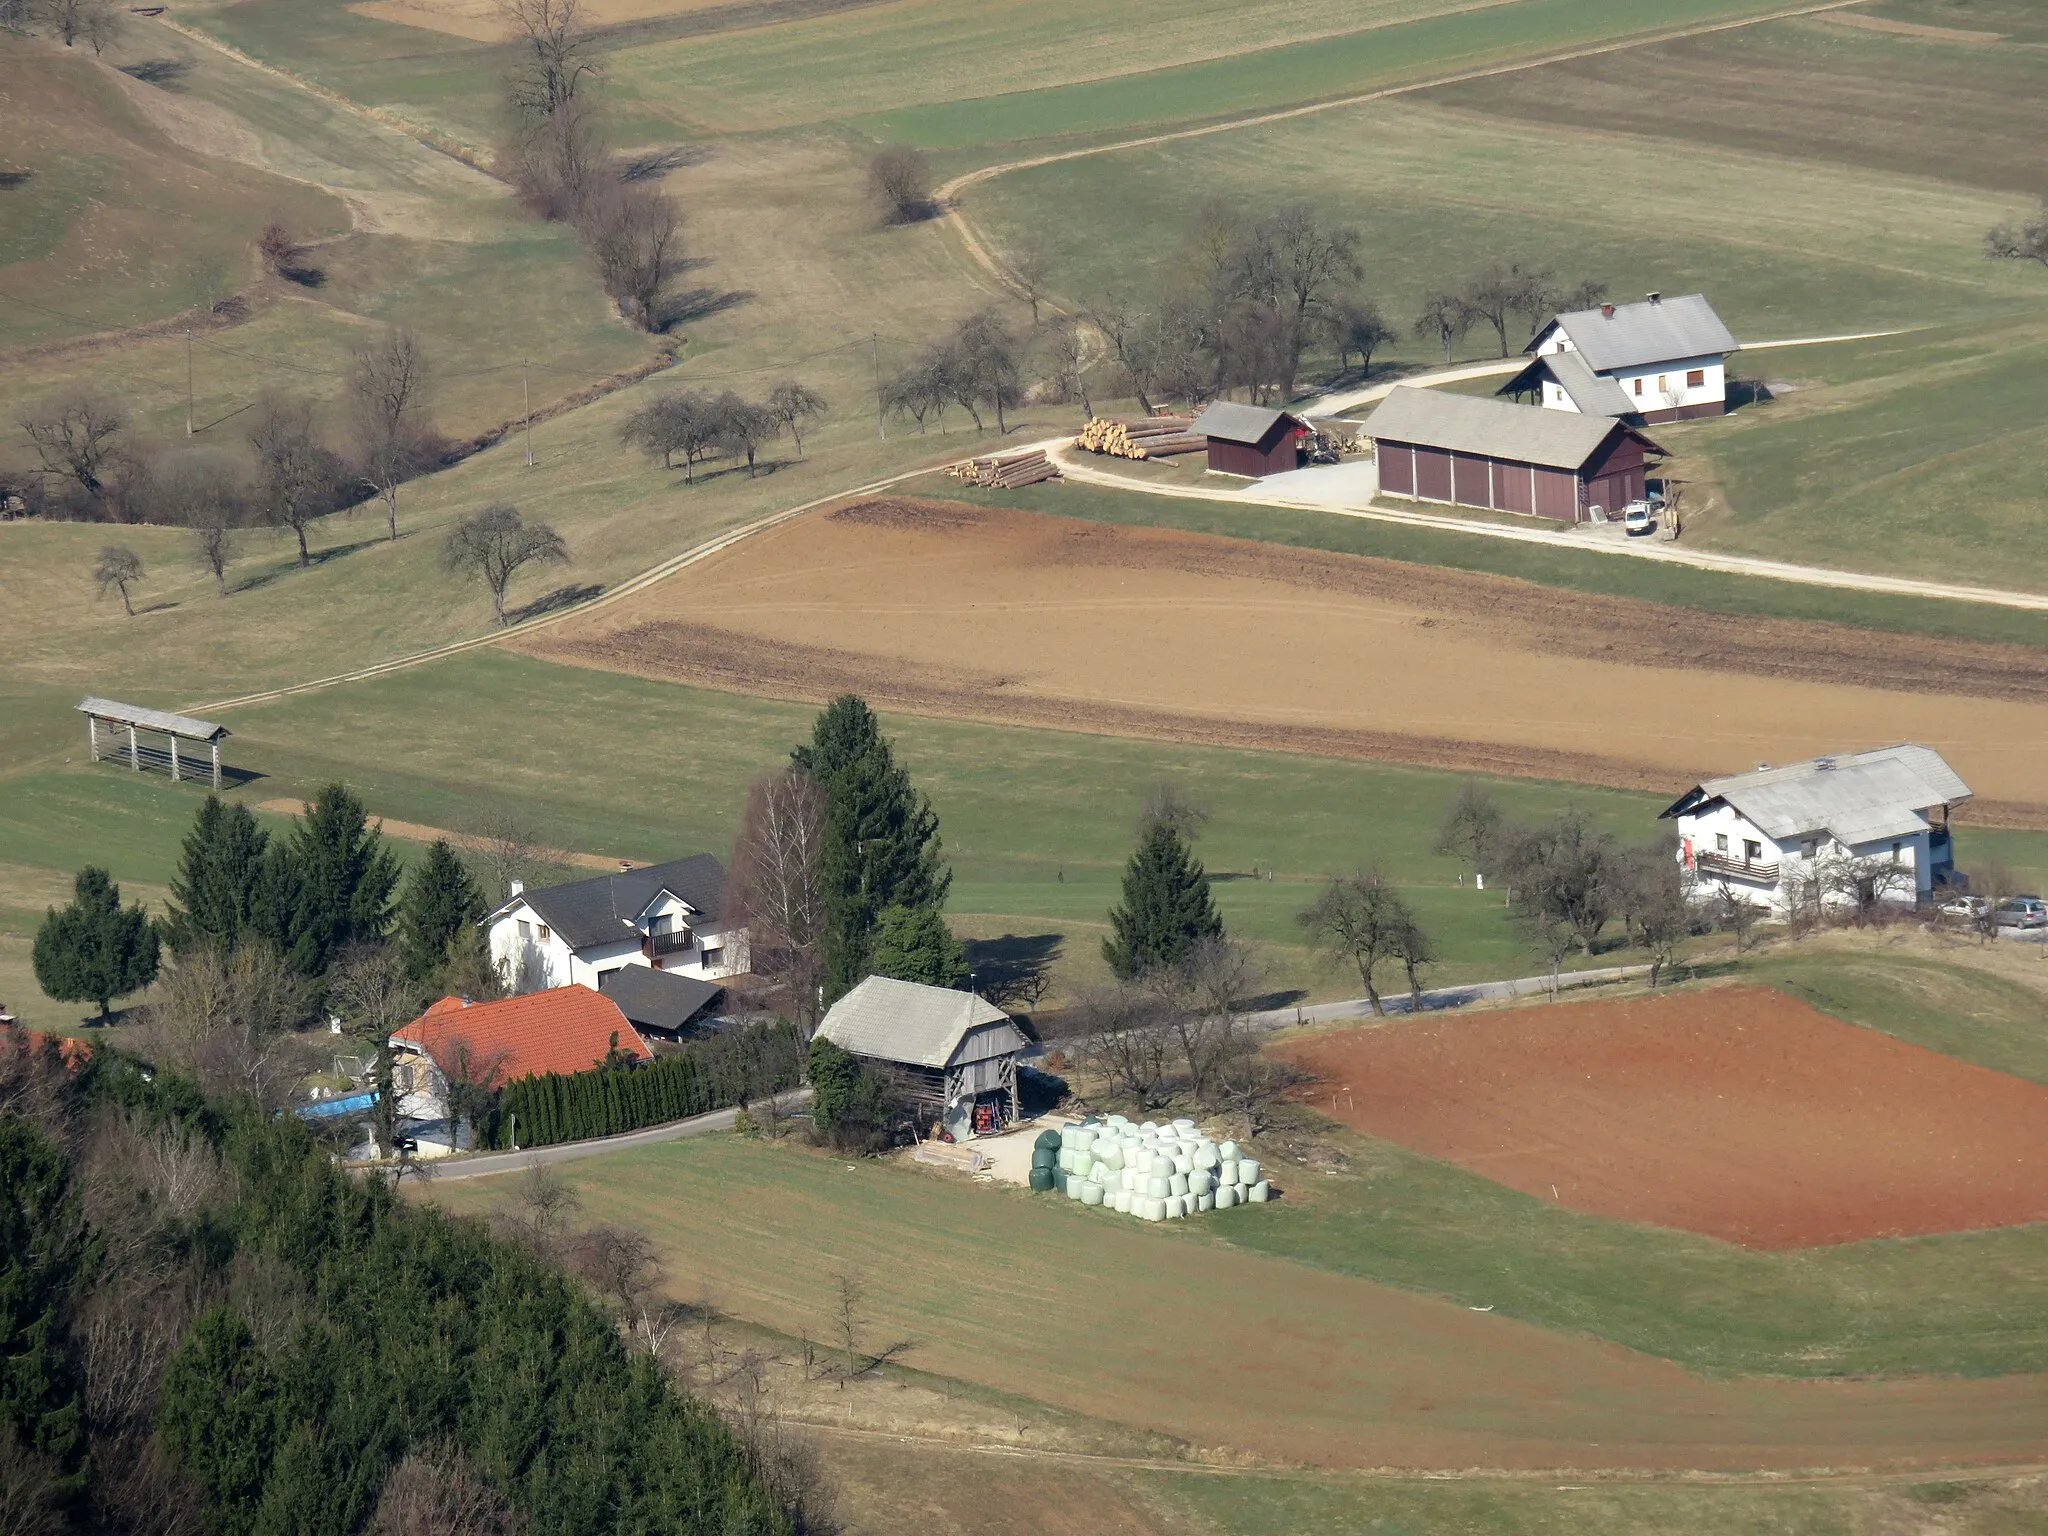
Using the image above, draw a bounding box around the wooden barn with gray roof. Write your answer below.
[1364,386,1664,523]
[814,975,1027,1138]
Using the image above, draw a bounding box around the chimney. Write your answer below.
[1600,303,1615,319]
[509,878,523,897]
[1646,291,1662,305]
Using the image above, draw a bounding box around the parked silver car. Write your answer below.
[1996,896,2048,929]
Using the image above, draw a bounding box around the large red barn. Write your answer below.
[1364,386,1664,523]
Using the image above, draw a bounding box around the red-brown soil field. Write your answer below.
[516,499,2048,819]
[1279,986,2048,1248]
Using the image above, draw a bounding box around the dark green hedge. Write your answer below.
[490,1021,804,1149]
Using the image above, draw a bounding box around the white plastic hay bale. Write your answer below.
[1172,1117,1195,1133]
[1140,1121,1160,1135]
[1113,1189,1132,1214]
[1168,1173,1189,1198]
[1164,1195,1185,1218]
[1249,1180,1271,1203]
[1099,1145,1124,1171]
[1196,1192,1214,1213]
[1146,1175,1170,1200]
[1172,1153,1193,1176]
[1065,1177,1084,1200]
[1106,1113,1129,1127]
[1239,1159,1260,1187]
[1219,1141,1239,1161]
[1080,1181,1104,1206]
[1214,1185,1237,1209]
[1218,1161,1240,1187]
[1140,1197,1165,1222]
[1192,1145,1218,1170]
[1089,1160,1109,1184]
[1187,1169,1211,1198]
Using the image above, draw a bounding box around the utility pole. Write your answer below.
[522,357,535,468]
[185,326,194,437]
[872,331,884,440]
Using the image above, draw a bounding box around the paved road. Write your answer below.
[1244,963,1647,1031]
[422,1089,811,1181]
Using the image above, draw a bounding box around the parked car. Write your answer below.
[1995,897,2048,929]
[1940,893,1988,920]
[1622,501,1655,537]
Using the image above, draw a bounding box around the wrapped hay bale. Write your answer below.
[1196,1192,1214,1213]
[1214,1186,1237,1209]
[1218,1161,1240,1187]
[1065,1176,1084,1200]
[1146,1175,1170,1200]
[1219,1141,1239,1162]
[1239,1159,1260,1187]
[1168,1173,1189,1198]
[1249,1180,1271,1203]
[1029,1167,1055,1192]
[1139,1197,1165,1222]
[1080,1180,1104,1205]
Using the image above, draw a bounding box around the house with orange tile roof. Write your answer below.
[388,986,651,1152]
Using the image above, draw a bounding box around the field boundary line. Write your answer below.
[183,459,955,714]
[935,0,1869,301]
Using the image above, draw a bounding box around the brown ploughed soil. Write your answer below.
[1279,986,2048,1248]
[514,498,2048,819]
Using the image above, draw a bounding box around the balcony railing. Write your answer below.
[645,928,694,958]
[1695,851,1780,884]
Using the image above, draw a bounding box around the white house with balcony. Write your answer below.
[1659,745,1970,919]
[485,854,749,998]
[1502,292,1738,423]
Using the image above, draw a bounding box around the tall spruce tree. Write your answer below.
[1102,820,1223,980]
[32,866,161,1021]
[163,794,271,955]
[395,839,488,983]
[0,1117,96,1502]
[260,783,401,977]
[794,696,950,999]
[869,902,968,989]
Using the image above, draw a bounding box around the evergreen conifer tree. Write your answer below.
[794,696,950,999]
[1102,820,1223,980]
[869,902,968,989]
[395,839,487,983]
[259,784,401,976]
[163,795,271,955]
[32,866,161,1021]
[0,1118,95,1500]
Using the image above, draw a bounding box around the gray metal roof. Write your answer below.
[1364,386,1650,470]
[1190,401,1306,446]
[77,697,229,742]
[1664,745,1971,846]
[504,854,727,951]
[598,965,723,1033]
[1501,350,1635,417]
[1535,294,1738,373]
[815,976,1023,1069]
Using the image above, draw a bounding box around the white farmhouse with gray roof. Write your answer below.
[815,975,1027,1138]
[485,854,748,997]
[1505,292,1738,423]
[1659,745,1971,918]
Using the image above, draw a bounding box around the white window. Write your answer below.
[1744,839,1762,862]
[517,919,532,942]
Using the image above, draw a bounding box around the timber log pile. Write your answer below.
[947,447,1061,488]
[1073,416,1204,460]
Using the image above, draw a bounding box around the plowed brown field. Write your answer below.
[1279,986,2048,1248]
[515,498,2048,818]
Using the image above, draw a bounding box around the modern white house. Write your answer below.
[1503,292,1738,423]
[485,854,748,996]
[1659,745,1971,918]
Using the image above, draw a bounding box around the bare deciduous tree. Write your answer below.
[950,308,1023,434]
[1412,291,1470,366]
[192,522,238,597]
[248,394,332,567]
[140,943,318,1111]
[569,1224,692,1357]
[371,1444,523,1536]
[92,545,143,616]
[581,186,683,330]
[348,327,433,541]
[1459,263,1552,356]
[328,944,424,1159]
[19,393,123,508]
[500,0,598,123]
[497,1158,580,1257]
[711,390,781,476]
[1433,783,1503,881]
[1041,318,1092,418]
[1146,936,1259,1105]
[1986,200,2048,268]
[459,802,553,905]
[1138,780,1209,842]
[1068,981,1173,1107]
[1297,868,1426,1018]
[1006,240,1055,324]
[728,766,827,1030]
[621,390,719,479]
[766,381,828,457]
[1215,1049,1312,1143]
[1323,293,1395,378]
[29,0,121,51]
[442,503,569,623]
[867,146,933,226]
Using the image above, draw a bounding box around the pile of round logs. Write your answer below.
[947,447,1060,488]
[1074,416,1204,460]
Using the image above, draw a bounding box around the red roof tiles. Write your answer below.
[396,985,651,1088]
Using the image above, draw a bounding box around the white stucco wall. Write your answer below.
[1674,805,1931,918]
[487,896,749,995]
[1610,356,1725,413]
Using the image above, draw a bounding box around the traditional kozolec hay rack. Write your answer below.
[1028,1116,1272,1220]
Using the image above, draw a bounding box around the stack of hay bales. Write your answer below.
[1029,1129,1059,1191]
[1045,1115,1271,1220]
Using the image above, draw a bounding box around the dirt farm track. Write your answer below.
[1280,986,2048,1248]
[517,499,2048,820]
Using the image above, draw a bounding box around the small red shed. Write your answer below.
[1363,386,1664,523]
[1190,401,1311,478]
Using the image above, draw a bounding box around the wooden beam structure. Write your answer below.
[76,697,231,790]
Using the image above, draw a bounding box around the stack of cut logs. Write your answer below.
[1073,416,1204,460]
[948,447,1060,488]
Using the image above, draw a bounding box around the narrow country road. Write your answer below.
[423,1089,812,1180]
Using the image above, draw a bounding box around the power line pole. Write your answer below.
[185,326,194,437]
[872,331,884,441]
[522,357,535,468]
